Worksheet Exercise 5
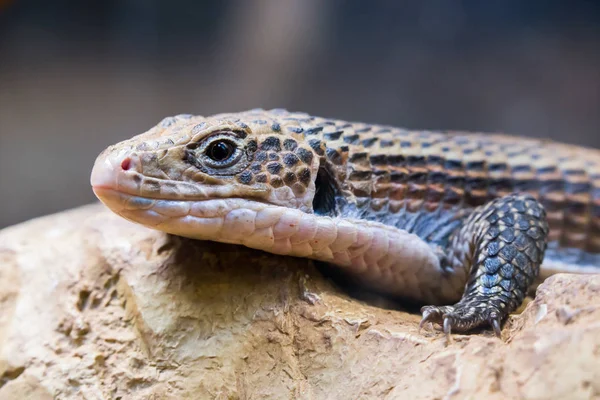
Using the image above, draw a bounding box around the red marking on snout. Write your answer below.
[121,157,131,171]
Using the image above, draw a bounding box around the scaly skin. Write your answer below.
[91,109,600,337]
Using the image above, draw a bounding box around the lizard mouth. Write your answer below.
[92,186,326,249]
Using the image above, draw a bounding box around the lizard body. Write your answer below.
[91,109,600,336]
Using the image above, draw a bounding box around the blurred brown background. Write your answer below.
[1,0,599,229]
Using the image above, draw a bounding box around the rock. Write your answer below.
[0,204,598,399]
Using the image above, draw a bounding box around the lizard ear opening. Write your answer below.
[313,165,338,216]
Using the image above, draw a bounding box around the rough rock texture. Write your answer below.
[0,204,599,400]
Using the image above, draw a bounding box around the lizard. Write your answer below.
[90,108,600,337]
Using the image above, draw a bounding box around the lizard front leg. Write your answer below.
[420,194,549,337]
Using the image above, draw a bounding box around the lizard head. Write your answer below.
[91,110,328,243]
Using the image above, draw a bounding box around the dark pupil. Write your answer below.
[208,141,233,161]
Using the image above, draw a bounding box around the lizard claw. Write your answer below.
[443,316,455,344]
[419,306,445,334]
[419,304,504,339]
[419,309,433,333]
[490,317,502,338]
[443,316,452,337]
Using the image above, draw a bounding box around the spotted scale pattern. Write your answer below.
[236,135,315,197]
[95,108,600,335]
[242,109,599,257]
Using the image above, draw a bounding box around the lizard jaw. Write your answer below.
[92,186,341,253]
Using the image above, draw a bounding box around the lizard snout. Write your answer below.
[90,148,141,192]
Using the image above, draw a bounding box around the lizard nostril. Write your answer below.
[121,157,131,171]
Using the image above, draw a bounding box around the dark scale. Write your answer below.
[308,139,325,156]
[427,155,444,167]
[565,181,593,195]
[305,127,324,135]
[270,177,284,188]
[444,159,463,171]
[319,120,336,126]
[296,148,314,164]
[537,165,558,175]
[324,131,344,141]
[428,171,446,185]
[348,169,372,181]
[424,185,445,205]
[250,163,263,173]
[465,160,485,171]
[325,148,343,165]
[348,152,368,165]
[298,168,312,186]
[237,171,253,185]
[255,151,268,162]
[390,171,408,183]
[283,172,297,185]
[511,164,532,174]
[261,137,281,151]
[369,154,387,165]
[362,137,378,147]
[283,153,300,167]
[488,163,508,173]
[407,171,427,184]
[406,155,427,168]
[343,134,360,145]
[513,178,540,193]
[388,155,405,166]
[464,177,489,203]
[255,173,268,183]
[564,168,587,176]
[266,162,283,175]
[538,179,564,195]
[283,139,298,151]
[564,200,588,216]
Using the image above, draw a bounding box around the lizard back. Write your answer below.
[241,110,600,260]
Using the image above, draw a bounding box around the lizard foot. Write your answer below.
[420,194,549,339]
[420,302,502,338]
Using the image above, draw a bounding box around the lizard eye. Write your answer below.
[206,140,235,162]
[185,130,250,174]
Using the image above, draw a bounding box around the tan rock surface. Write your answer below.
[0,204,598,399]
